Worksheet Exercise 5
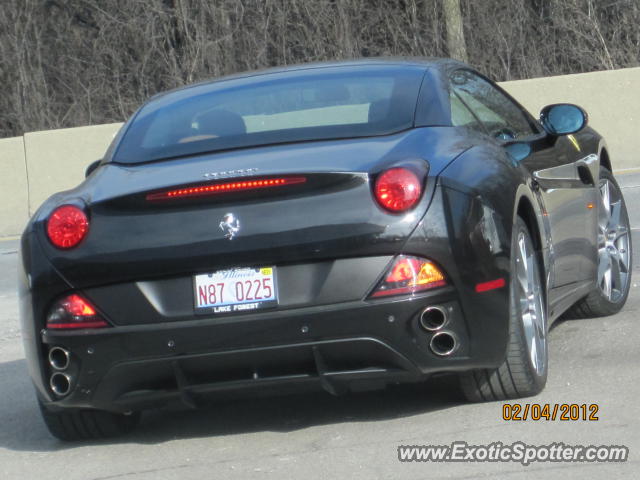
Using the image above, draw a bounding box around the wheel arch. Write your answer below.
[513,186,550,296]
[516,196,542,254]
[599,147,612,172]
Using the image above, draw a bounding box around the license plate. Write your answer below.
[193,266,277,314]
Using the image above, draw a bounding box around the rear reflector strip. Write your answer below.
[146,177,307,201]
[475,278,506,293]
[47,321,110,329]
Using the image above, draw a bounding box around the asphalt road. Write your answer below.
[1,174,639,479]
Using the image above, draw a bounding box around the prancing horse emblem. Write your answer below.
[219,213,240,240]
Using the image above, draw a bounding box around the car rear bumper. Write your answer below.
[38,286,508,413]
[24,184,514,413]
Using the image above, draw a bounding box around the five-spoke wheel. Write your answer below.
[596,177,631,303]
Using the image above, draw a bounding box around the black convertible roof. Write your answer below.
[150,57,467,101]
[111,57,459,164]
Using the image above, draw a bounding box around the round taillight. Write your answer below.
[374,168,422,212]
[46,205,89,249]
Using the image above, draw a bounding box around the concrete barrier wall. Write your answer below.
[0,137,29,237]
[500,67,640,172]
[0,67,639,237]
[23,123,123,213]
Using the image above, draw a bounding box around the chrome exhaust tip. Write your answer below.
[429,331,457,356]
[419,306,448,331]
[48,347,71,371]
[50,372,72,397]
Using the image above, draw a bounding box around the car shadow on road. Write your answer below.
[0,357,464,451]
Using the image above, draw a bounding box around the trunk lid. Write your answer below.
[39,128,470,288]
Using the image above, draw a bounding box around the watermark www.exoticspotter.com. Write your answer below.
[398,441,628,466]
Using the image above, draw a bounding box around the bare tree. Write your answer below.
[442,0,467,62]
[0,0,638,138]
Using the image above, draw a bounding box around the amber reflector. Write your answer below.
[370,255,446,298]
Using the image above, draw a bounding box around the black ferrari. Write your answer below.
[19,59,631,440]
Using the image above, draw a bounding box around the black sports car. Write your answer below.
[19,59,631,440]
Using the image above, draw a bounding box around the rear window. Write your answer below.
[113,67,426,163]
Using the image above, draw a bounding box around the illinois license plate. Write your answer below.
[193,266,277,314]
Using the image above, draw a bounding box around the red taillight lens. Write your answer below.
[146,176,307,201]
[374,168,422,212]
[46,205,89,249]
[46,294,109,330]
[369,255,446,298]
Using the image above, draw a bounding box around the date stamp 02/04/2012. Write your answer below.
[502,403,599,421]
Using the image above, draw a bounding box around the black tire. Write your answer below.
[565,167,632,318]
[38,399,140,441]
[460,217,548,401]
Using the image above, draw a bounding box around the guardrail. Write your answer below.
[1,67,639,237]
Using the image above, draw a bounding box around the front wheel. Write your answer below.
[565,167,632,318]
[460,217,548,401]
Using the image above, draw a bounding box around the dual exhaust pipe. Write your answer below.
[418,306,458,356]
[50,372,72,397]
[48,347,72,397]
[48,347,71,371]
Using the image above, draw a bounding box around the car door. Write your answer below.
[448,68,598,289]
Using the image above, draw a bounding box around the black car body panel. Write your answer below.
[34,127,477,289]
[20,58,610,413]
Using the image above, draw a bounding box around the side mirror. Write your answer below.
[85,159,102,178]
[539,104,588,136]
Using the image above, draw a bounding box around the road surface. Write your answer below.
[1,173,639,479]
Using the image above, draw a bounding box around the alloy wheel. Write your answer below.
[597,178,630,303]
